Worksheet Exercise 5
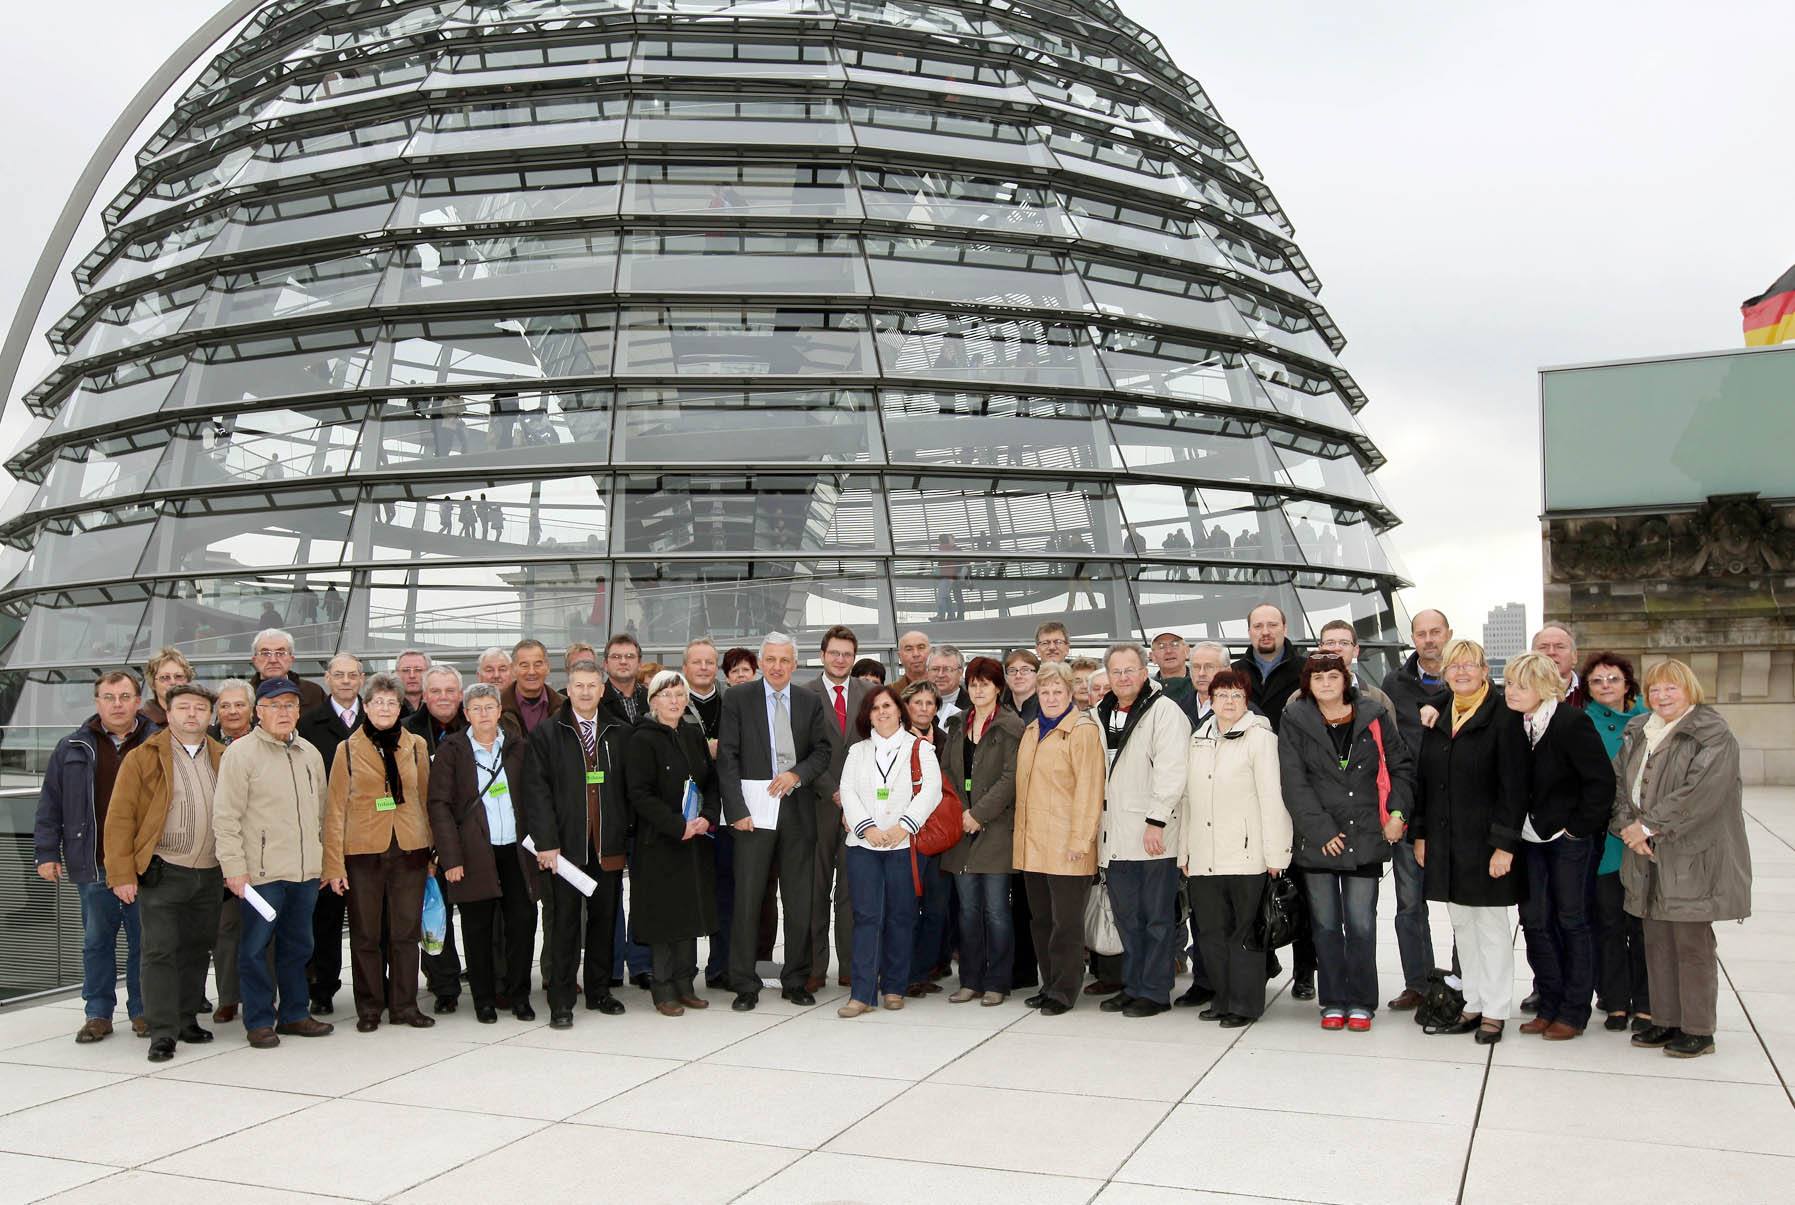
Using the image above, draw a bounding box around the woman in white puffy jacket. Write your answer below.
[1181,669,1292,1027]
[837,684,942,1017]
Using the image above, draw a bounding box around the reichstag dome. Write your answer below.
[0,0,1407,730]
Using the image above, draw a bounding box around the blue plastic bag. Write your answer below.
[421,874,447,955]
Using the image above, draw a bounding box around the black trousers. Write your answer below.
[307,884,346,1003]
[460,844,537,1009]
[140,863,223,1043]
[1288,873,1317,981]
[543,860,620,1016]
[1025,872,1090,1009]
[651,939,699,1004]
[421,865,462,1003]
[1595,871,1650,1016]
[729,817,814,994]
[1010,870,1039,987]
[1190,874,1270,1019]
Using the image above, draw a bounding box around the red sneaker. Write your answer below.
[1346,1012,1372,1032]
[1320,1011,1346,1030]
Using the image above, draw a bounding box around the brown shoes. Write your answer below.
[881,994,905,1010]
[655,1000,685,1017]
[1084,980,1123,996]
[390,1011,435,1029]
[1542,1021,1582,1041]
[213,1004,237,1024]
[804,976,825,993]
[838,999,873,1018]
[678,995,708,1010]
[74,1018,112,1044]
[1387,989,1425,1011]
[274,1017,334,1037]
[247,1027,280,1048]
[130,1016,150,1038]
[1518,1017,1552,1035]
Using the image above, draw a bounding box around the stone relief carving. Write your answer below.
[1548,494,1795,582]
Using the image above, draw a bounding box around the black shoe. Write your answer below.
[1039,999,1071,1016]
[1603,1013,1630,1032]
[1122,998,1169,1018]
[1218,1014,1252,1029]
[609,977,624,988]
[512,1002,536,1022]
[781,987,816,1006]
[147,1038,175,1063]
[549,1013,573,1030]
[706,975,730,990]
[1198,1006,1223,1021]
[1425,1014,1483,1036]
[631,972,652,991]
[198,997,213,1012]
[310,998,334,1017]
[432,997,458,1015]
[177,1024,213,1044]
[1099,992,1136,1013]
[585,993,624,1016]
[475,1006,498,1024]
[1630,1016,1653,1033]
[1290,978,1316,1001]
[1519,991,1540,1014]
[1024,993,1047,1009]
[1174,985,1216,1008]
[1664,1032,1715,1058]
[732,992,758,1012]
[1475,1020,1505,1045]
[1631,1024,1681,1048]
[1265,955,1282,980]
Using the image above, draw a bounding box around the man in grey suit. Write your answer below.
[802,624,870,991]
[717,632,834,1010]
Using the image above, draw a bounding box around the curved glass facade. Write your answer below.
[0,0,1407,732]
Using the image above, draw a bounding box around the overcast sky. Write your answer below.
[1,0,1788,651]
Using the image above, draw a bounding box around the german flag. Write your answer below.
[1743,264,1795,346]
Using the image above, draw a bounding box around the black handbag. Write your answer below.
[1417,970,1469,1031]
[1243,873,1303,953]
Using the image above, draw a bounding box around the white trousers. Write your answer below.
[1447,903,1515,1021]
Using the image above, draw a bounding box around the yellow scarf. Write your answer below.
[1450,683,1489,735]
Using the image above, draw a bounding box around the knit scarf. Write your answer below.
[1037,705,1073,739]
[361,713,406,806]
[1450,683,1488,735]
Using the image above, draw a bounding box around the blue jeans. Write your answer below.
[1520,836,1598,1029]
[1302,871,1380,1012]
[1105,858,1181,1006]
[1390,839,1434,994]
[953,873,1014,993]
[845,846,915,1005]
[78,878,142,1022]
[910,852,951,987]
[238,879,321,1032]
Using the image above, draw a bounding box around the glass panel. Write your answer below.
[361,474,609,559]
[28,443,167,513]
[136,499,357,576]
[1284,501,1395,576]
[1095,329,1250,408]
[13,514,158,589]
[617,231,869,296]
[1251,360,1357,429]
[7,680,130,729]
[880,391,1122,472]
[89,210,230,292]
[637,0,833,11]
[1114,482,1206,560]
[857,167,1074,237]
[1296,585,1401,648]
[260,53,433,118]
[134,574,352,661]
[8,599,146,667]
[612,388,880,464]
[186,251,388,330]
[1273,435,1379,504]
[848,102,1055,168]
[66,282,207,361]
[233,116,420,187]
[1065,194,1231,268]
[1192,486,1301,566]
[394,164,623,228]
[1077,259,1246,334]
[612,558,890,650]
[153,405,364,490]
[377,312,614,386]
[873,311,1108,389]
[1108,405,1284,485]
[375,233,617,306]
[423,33,634,89]
[205,179,403,257]
[890,558,1133,633]
[615,308,871,376]
[616,473,882,553]
[623,163,860,219]
[838,0,982,35]
[365,562,609,654]
[633,35,841,80]
[163,331,375,410]
[410,95,627,155]
[841,41,1020,89]
[1127,575,1296,645]
[885,476,1124,555]
[629,95,851,146]
[365,389,610,474]
[47,358,185,437]
[865,238,1092,311]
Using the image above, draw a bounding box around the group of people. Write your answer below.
[33,606,1750,1062]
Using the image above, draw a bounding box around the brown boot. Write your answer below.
[74,1018,113,1044]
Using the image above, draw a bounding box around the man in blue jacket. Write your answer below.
[34,670,158,1042]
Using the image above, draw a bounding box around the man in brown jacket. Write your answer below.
[104,683,225,1062]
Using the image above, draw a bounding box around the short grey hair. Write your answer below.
[1036,660,1076,691]
[477,646,511,669]
[215,678,253,703]
[395,647,430,667]
[1189,641,1228,661]
[567,658,602,676]
[462,682,502,708]
[648,669,689,700]
[928,645,964,668]
[362,672,403,705]
[761,631,796,653]
[422,663,463,690]
[253,628,295,655]
[326,652,363,673]
[1104,642,1148,671]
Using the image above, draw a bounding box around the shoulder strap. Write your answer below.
[910,735,924,790]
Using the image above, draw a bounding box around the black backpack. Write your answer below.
[1415,969,1467,1030]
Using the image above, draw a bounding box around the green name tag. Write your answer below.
[375,796,396,812]
[876,787,890,801]
[586,770,604,785]
[488,781,508,798]
[964,778,973,794]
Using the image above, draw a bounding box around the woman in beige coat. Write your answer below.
[1181,670,1291,1027]
[322,673,435,1032]
[1612,659,1750,1059]
[1012,660,1104,1015]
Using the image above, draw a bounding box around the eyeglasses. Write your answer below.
[252,648,292,660]
[1004,666,1036,677]
[1212,690,1246,702]
[1444,662,1484,673]
[1588,674,1625,686]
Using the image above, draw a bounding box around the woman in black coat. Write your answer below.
[1279,653,1412,1032]
[1413,639,1529,1044]
[1506,652,1617,1041]
[624,670,720,1016]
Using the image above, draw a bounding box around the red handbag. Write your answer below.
[1368,718,1393,827]
[908,737,962,894]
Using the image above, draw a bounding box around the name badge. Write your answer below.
[375,796,396,812]
[586,770,604,785]
[876,787,890,801]
[487,781,508,798]
[964,778,973,794]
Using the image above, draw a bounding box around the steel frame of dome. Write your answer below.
[0,0,1408,728]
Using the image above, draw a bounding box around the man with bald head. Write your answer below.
[1532,625,1585,708]
[895,630,932,693]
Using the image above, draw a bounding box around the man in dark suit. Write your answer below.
[599,633,648,726]
[403,663,469,1013]
[717,633,833,1010]
[500,639,564,737]
[802,625,871,992]
[296,652,364,1015]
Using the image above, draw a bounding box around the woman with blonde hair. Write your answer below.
[1613,659,1750,1059]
